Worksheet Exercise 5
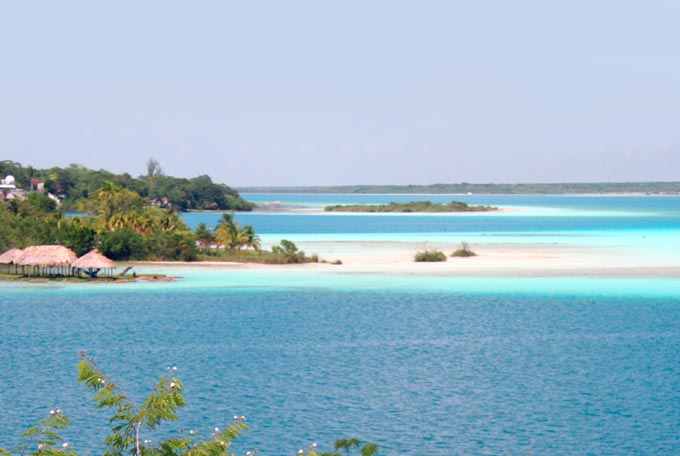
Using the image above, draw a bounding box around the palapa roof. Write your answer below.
[17,245,78,267]
[0,248,24,264]
[71,249,116,269]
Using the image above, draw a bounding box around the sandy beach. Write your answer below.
[134,239,680,279]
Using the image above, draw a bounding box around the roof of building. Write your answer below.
[71,249,116,269]
[16,245,78,267]
[0,248,24,264]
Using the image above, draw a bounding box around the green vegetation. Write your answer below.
[0,353,377,456]
[414,250,447,262]
[0,181,197,260]
[197,234,319,264]
[0,160,263,262]
[325,201,497,213]
[0,160,254,212]
[0,180,317,263]
[192,214,319,264]
[240,182,680,195]
[451,242,477,257]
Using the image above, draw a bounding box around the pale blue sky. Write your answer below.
[1,1,679,186]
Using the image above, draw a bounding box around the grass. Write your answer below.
[197,249,320,264]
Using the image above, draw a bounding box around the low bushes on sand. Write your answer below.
[414,250,447,262]
[451,242,476,257]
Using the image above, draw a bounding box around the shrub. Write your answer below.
[414,250,447,262]
[270,239,318,264]
[451,242,476,257]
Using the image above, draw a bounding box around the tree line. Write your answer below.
[238,182,680,194]
[1,181,314,264]
[0,160,254,212]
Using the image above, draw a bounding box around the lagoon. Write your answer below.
[2,194,680,455]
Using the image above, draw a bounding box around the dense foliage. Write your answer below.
[325,201,497,213]
[0,184,319,264]
[0,182,196,261]
[0,354,378,456]
[0,161,254,212]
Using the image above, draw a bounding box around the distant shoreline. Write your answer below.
[237,182,680,195]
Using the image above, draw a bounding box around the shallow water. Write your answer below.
[184,194,680,261]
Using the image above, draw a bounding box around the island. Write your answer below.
[324,200,498,213]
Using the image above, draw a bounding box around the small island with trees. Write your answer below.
[324,200,498,213]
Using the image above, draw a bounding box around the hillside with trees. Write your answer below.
[0,160,254,212]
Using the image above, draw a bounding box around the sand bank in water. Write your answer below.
[133,239,680,279]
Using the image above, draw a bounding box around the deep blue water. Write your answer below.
[2,288,680,455]
[4,195,680,455]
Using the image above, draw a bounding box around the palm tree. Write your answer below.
[217,212,235,228]
[96,181,118,219]
[335,438,362,456]
[194,222,214,250]
[214,221,247,250]
[243,224,261,251]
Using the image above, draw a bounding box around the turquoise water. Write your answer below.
[2,195,680,454]
[184,194,680,259]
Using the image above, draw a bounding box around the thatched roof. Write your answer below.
[0,248,23,264]
[71,249,116,269]
[17,245,78,267]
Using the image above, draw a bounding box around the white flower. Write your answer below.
[49,409,56,415]
[169,382,176,388]
[62,442,70,449]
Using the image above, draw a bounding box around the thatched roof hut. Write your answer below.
[0,248,24,274]
[17,245,78,267]
[72,249,116,269]
[0,248,23,264]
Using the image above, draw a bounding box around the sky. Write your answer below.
[1,1,679,186]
